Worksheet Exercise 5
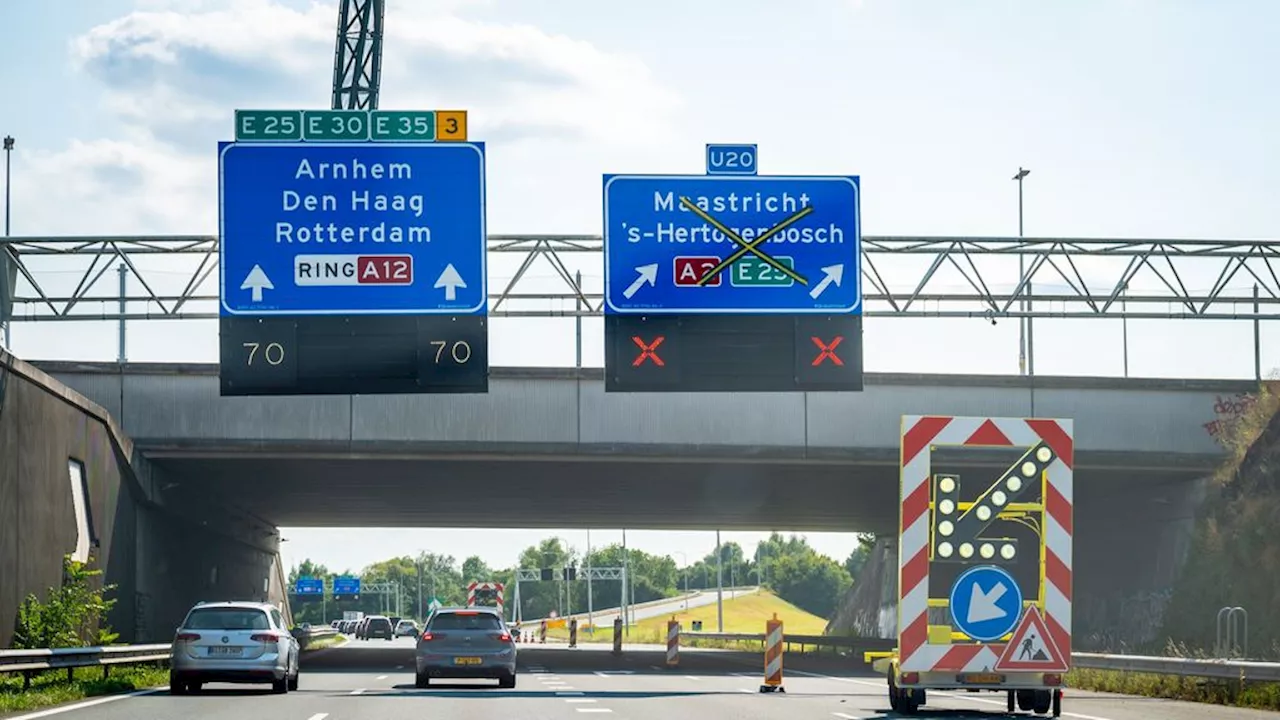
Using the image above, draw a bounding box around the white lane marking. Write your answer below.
[684,675,699,681]
[395,665,405,669]
[307,715,330,720]
[5,688,166,720]
[565,698,598,703]
[832,714,861,720]
[787,670,1112,720]
[349,688,366,695]
[576,709,613,714]
[376,674,388,680]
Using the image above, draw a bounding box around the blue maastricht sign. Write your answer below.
[602,174,860,314]
[333,576,361,596]
[218,142,487,316]
[948,565,1024,642]
[294,576,324,595]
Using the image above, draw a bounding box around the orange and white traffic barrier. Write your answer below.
[666,618,680,667]
[760,613,784,693]
[612,617,623,656]
[569,618,579,648]
[540,620,547,644]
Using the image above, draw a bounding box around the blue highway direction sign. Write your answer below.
[219,142,487,316]
[333,576,361,595]
[948,565,1024,642]
[294,576,324,595]
[602,175,860,314]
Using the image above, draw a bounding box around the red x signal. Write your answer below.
[811,336,844,366]
[632,336,666,367]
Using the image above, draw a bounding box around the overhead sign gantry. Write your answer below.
[602,144,863,392]
[217,109,488,396]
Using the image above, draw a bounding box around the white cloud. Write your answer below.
[10,0,681,237]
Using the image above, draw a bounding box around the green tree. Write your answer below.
[844,533,877,581]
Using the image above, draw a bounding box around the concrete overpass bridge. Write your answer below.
[39,360,1240,534]
[4,350,1252,645]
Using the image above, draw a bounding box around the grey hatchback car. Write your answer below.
[169,601,300,694]
[414,607,516,688]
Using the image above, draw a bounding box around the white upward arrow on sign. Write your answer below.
[434,264,467,301]
[241,265,274,302]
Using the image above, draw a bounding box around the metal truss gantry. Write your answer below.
[331,0,384,110]
[2,234,1279,322]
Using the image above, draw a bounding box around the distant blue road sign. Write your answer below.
[218,142,487,316]
[706,144,758,175]
[333,576,361,596]
[602,174,860,314]
[949,565,1024,642]
[294,577,324,595]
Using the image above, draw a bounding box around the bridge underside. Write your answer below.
[147,448,1205,533]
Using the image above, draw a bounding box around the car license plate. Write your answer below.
[960,672,1003,684]
[209,646,242,656]
[453,657,482,666]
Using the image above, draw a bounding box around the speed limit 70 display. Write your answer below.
[219,315,488,396]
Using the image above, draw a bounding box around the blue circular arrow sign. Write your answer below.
[949,564,1024,642]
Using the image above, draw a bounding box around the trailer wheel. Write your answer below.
[1032,689,1052,714]
[1007,690,1016,713]
[887,674,901,712]
[1051,689,1062,717]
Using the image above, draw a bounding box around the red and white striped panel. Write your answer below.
[898,415,1073,673]
[467,582,506,610]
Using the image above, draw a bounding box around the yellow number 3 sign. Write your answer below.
[436,110,467,141]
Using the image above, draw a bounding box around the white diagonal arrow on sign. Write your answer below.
[967,580,1009,624]
[623,263,658,299]
[809,264,844,299]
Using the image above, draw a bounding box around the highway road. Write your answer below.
[6,638,1276,720]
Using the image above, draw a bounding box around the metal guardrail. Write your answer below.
[1073,652,1280,683]
[682,632,1280,682]
[0,628,341,690]
[0,644,171,689]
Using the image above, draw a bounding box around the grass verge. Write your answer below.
[0,664,168,715]
[302,634,348,652]
[1068,667,1280,711]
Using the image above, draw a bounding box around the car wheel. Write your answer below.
[499,672,516,689]
[169,674,186,695]
[415,672,430,689]
[273,677,289,694]
[287,663,299,692]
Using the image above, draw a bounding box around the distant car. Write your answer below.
[365,615,394,640]
[169,601,300,695]
[396,620,419,637]
[415,607,516,688]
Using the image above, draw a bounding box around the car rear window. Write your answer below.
[429,612,503,631]
[369,618,391,629]
[185,608,270,630]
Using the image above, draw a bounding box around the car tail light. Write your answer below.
[420,631,433,641]
[901,672,920,685]
[175,632,201,642]
[1044,674,1062,686]
[494,632,512,642]
[250,632,283,642]
[456,611,479,616]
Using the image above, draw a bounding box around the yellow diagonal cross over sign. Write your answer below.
[677,197,814,286]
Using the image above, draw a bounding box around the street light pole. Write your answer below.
[1013,167,1030,376]
[2,136,14,349]
[715,530,724,632]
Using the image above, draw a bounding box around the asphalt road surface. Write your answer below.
[6,638,1276,720]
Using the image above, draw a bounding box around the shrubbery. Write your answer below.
[11,554,118,649]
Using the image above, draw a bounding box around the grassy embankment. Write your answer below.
[543,590,828,649]
[1066,382,1280,712]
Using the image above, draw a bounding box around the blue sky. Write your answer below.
[2,0,1278,572]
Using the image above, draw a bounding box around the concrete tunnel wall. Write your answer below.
[0,349,289,646]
